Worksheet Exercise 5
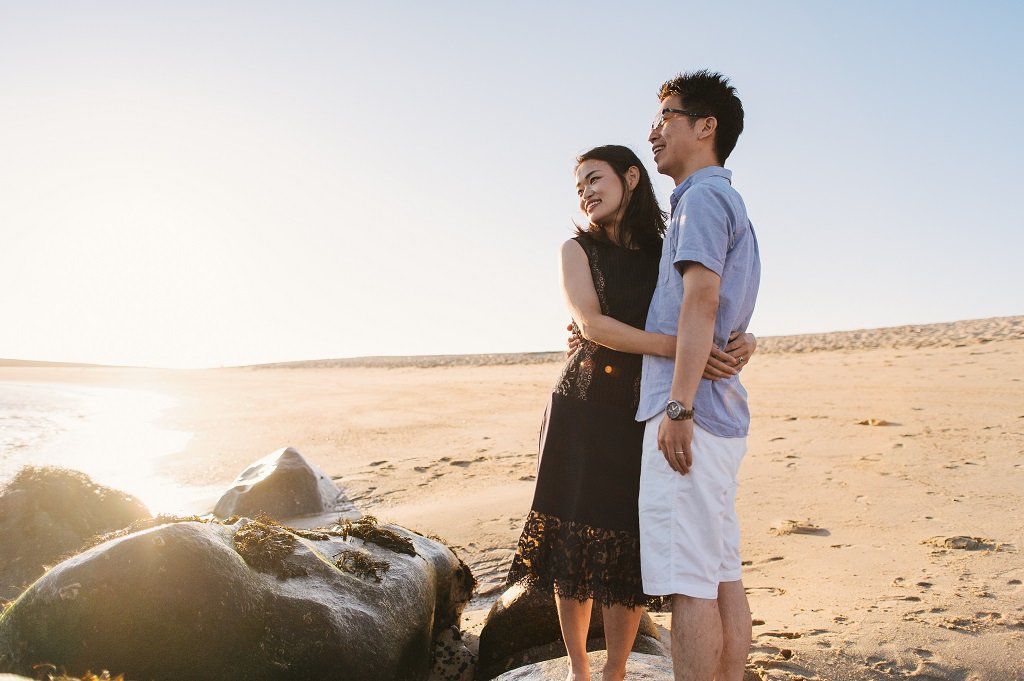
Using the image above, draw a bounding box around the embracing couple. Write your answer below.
[506,70,762,681]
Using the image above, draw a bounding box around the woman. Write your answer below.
[505,145,755,681]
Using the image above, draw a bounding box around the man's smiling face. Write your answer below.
[648,94,704,181]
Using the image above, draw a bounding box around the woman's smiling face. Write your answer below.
[575,159,627,228]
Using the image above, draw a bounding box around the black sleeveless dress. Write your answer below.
[505,232,664,609]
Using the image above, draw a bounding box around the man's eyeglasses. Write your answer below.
[651,108,709,131]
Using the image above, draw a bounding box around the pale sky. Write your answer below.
[2,2,1022,368]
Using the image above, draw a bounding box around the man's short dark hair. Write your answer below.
[658,70,744,165]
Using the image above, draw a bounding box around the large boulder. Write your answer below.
[0,467,149,600]
[0,515,475,681]
[477,584,664,680]
[212,447,345,520]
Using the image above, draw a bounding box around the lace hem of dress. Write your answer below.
[505,510,666,611]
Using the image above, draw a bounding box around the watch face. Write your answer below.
[667,401,680,419]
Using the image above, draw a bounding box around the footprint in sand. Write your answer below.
[746,586,786,596]
[770,520,830,536]
[856,418,898,426]
[745,646,813,678]
[923,535,1011,552]
[758,631,802,640]
[449,455,488,468]
[937,616,984,632]
[348,486,377,502]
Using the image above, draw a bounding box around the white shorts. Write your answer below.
[639,416,747,599]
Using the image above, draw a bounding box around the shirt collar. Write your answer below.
[670,165,732,211]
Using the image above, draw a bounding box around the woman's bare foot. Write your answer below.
[600,668,625,681]
[566,662,590,681]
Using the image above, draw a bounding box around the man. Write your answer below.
[636,70,761,681]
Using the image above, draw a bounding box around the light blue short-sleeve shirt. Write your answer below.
[636,166,761,437]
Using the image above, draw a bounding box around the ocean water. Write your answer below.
[0,381,218,514]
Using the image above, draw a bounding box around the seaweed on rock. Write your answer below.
[28,664,125,681]
[335,515,416,556]
[333,548,391,582]
[232,517,306,580]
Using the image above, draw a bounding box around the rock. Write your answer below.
[0,674,120,681]
[0,467,150,600]
[477,584,664,680]
[492,650,672,680]
[769,519,829,536]
[0,515,475,681]
[212,447,345,520]
[427,625,475,681]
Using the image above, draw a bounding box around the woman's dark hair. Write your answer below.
[574,145,666,253]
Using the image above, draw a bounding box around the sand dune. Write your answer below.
[757,314,1022,354]
[241,315,1023,369]
[0,359,109,368]
[1,314,1021,679]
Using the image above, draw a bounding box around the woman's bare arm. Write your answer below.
[562,240,759,378]
[561,240,674,357]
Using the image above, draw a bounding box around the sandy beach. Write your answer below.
[1,315,1022,680]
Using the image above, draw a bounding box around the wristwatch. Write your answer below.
[666,400,694,421]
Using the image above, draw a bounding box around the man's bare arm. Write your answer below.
[657,262,721,474]
[670,263,721,404]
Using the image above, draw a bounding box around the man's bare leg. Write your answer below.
[715,580,752,680]
[600,603,645,680]
[556,595,593,681]
[671,594,723,681]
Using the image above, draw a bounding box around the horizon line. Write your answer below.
[1,313,1019,371]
